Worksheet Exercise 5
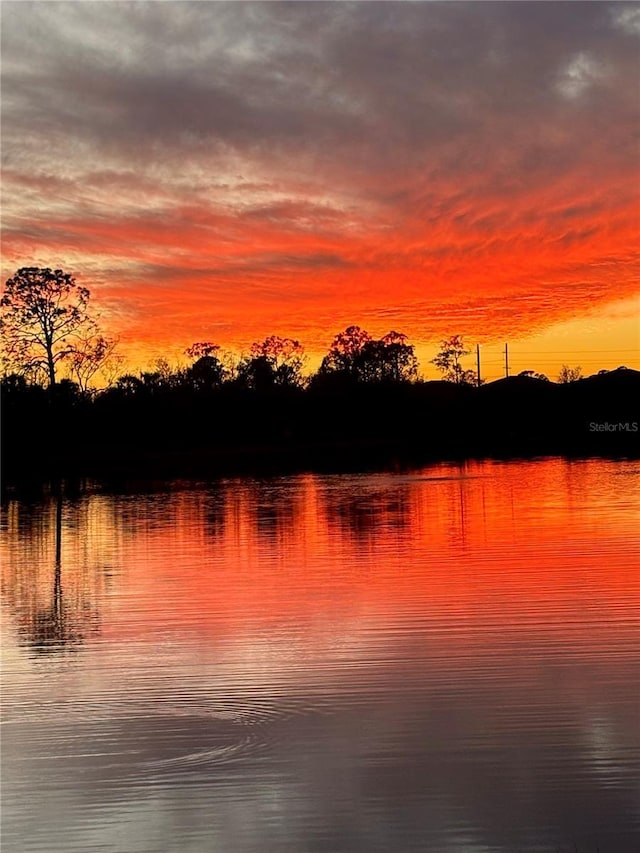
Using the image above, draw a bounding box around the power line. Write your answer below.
[478,358,639,364]
[504,358,636,364]
[504,349,639,354]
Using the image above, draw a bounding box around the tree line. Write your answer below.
[1,266,587,394]
[0,266,466,391]
[3,266,637,485]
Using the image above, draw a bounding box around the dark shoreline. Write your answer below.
[3,440,638,499]
[3,369,638,493]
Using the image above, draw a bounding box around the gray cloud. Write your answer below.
[3,2,637,171]
[1,1,638,352]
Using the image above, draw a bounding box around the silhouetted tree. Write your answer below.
[357,331,418,383]
[139,370,168,392]
[185,341,220,360]
[236,354,275,392]
[185,342,226,389]
[69,333,118,393]
[431,335,477,385]
[318,326,418,384]
[99,353,127,389]
[238,335,305,390]
[320,325,372,376]
[557,364,582,383]
[136,358,182,393]
[187,355,226,389]
[1,267,98,388]
[253,335,305,386]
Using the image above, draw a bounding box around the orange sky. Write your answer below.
[1,2,638,379]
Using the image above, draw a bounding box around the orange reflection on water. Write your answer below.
[2,459,638,662]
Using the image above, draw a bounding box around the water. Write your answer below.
[1,458,639,852]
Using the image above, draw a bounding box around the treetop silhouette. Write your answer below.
[1,267,107,388]
[431,335,477,385]
[319,326,417,383]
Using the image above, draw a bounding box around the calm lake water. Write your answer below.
[1,458,639,852]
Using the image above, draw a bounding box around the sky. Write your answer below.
[1,0,639,379]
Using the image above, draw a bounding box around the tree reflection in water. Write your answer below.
[3,488,102,655]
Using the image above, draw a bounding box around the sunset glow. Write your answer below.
[1,2,639,377]
[3,461,638,652]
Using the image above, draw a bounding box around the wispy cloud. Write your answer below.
[1,1,638,358]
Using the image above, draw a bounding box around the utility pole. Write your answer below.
[504,343,509,378]
[476,344,481,387]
